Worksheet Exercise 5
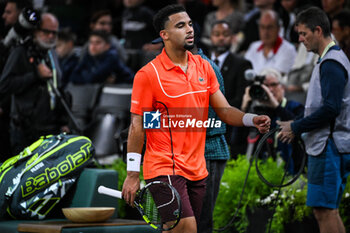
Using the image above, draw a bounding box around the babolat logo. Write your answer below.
[21,143,92,198]
[143,110,161,129]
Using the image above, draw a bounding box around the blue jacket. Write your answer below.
[69,48,134,84]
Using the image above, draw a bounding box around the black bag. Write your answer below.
[0,133,94,220]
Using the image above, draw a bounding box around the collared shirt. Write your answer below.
[131,48,220,181]
[210,51,230,69]
[320,41,336,60]
[244,37,297,74]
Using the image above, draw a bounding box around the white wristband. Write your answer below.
[243,113,258,127]
[127,153,141,172]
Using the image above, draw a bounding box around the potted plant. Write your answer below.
[257,175,317,233]
[213,155,283,233]
[213,155,350,233]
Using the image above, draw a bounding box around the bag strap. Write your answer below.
[0,136,49,173]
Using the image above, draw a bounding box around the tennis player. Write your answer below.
[122,4,270,233]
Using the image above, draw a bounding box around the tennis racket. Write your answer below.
[98,180,182,231]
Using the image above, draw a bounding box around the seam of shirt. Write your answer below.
[150,62,208,98]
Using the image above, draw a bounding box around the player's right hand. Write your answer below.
[122,171,140,207]
[253,115,271,134]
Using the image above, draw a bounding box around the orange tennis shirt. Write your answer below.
[130,48,220,181]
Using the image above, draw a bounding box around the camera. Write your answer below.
[244,69,268,101]
[2,7,41,47]
[0,8,41,72]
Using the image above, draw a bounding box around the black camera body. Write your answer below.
[244,69,268,101]
[0,8,41,72]
[2,7,41,47]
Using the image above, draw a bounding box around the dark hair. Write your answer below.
[296,7,331,37]
[333,9,350,28]
[229,0,243,10]
[58,28,76,43]
[89,30,110,44]
[153,4,186,34]
[211,20,232,33]
[90,10,112,24]
[6,0,32,10]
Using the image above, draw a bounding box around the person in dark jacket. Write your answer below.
[56,29,79,88]
[0,13,69,155]
[210,20,253,158]
[69,30,134,84]
[121,0,156,49]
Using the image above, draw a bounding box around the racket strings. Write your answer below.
[144,189,160,223]
[139,181,182,231]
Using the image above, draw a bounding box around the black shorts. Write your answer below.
[145,175,207,223]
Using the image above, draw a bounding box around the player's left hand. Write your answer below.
[253,115,271,134]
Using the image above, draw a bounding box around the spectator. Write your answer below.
[69,30,134,84]
[1,0,32,70]
[322,0,346,22]
[239,0,276,52]
[241,68,304,174]
[201,0,244,53]
[210,20,251,110]
[279,0,311,44]
[2,0,31,31]
[85,10,128,63]
[55,29,79,87]
[244,10,297,75]
[332,9,350,60]
[177,0,208,32]
[121,0,156,50]
[284,42,318,104]
[209,20,252,157]
[0,13,69,155]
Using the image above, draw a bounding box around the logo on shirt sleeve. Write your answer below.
[143,110,161,129]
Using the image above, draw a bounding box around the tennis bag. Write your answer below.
[0,133,95,220]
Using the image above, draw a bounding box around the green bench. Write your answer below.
[0,168,157,233]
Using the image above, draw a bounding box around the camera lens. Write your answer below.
[249,84,268,101]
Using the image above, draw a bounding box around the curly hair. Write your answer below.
[153,4,186,34]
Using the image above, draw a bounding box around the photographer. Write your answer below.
[241,68,304,174]
[0,13,69,155]
[1,0,33,70]
[0,0,32,161]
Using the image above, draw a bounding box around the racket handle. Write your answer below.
[98,186,122,199]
